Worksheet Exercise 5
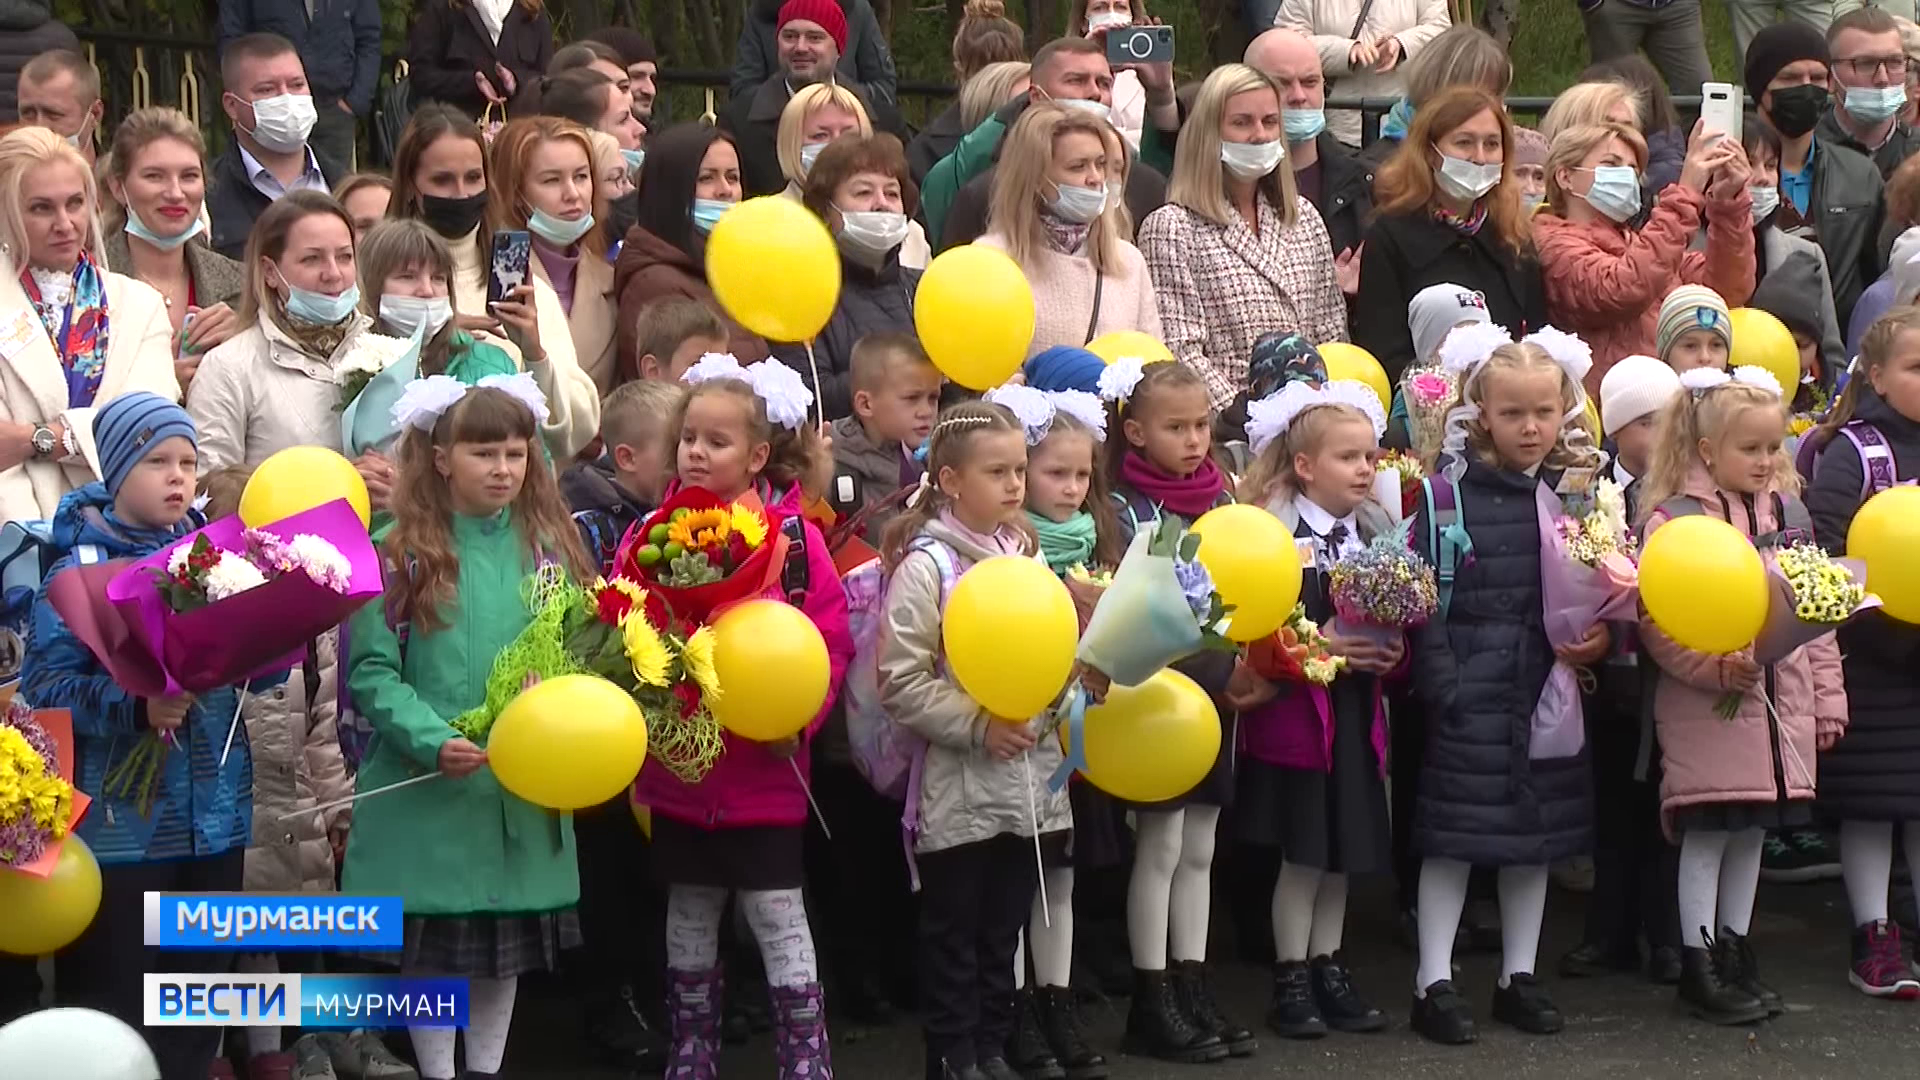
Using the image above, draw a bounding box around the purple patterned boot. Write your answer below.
[667,965,724,1080]
[771,981,834,1079]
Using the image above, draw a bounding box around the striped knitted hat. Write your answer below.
[1655,284,1733,362]
[93,391,197,496]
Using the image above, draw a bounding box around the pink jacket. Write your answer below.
[1639,466,1847,838]
[1238,676,1390,777]
[636,483,854,829]
[1532,184,1755,395]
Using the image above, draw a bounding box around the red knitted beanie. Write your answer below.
[777,0,849,55]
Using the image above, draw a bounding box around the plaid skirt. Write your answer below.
[361,910,582,979]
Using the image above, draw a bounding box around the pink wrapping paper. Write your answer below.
[1752,557,1881,666]
[1530,485,1642,761]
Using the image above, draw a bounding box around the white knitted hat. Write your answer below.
[1599,354,1682,436]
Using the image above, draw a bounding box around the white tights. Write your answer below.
[1840,820,1920,926]
[234,953,282,1057]
[1015,866,1076,990]
[1414,859,1547,992]
[1677,827,1765,949]
[407,975,517,1080]
[1271,861,1350,963]
[1127,807,1220,969]
[665,883,819,988]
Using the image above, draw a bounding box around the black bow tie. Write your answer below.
[1320,521,1349,557]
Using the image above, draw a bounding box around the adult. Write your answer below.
[549,40,644,152]
[931,37,1176,251]
[1747,22,1886,330]
[386,103,600,457]
[771,81,870,200]
[1359,24,1511,168]
[489,116,621,396]
[16,50,100,162]
[1728,0,1828,64]
[0,126,175,523]
[1244,28,1376,288]
[913,59,1030,186]
[588,129,640,259]
[1354,86,1547,382]
[1532,121,1756,392]
[1578,0,1714,100]
[909,0,1026,185]
[1274,0,1452,149]
[1580,55,1688,195]
[1139,64,1345,409]
[773,133,922,417]
[1818,7,1920,180]
[730,0,899,105]
[613,123,770,382]
[334,171,393,242]
[100,108,246,397]
[586,26,661,128]
[0,0,75,121]
[404,0,553,120]
[1065,0,1160,151]
[1514,126,1548,210]
[1537,79,1642,145]
[208,33,346,260]
[540,67,645,154]
[1731,116,1849,373]
[550,39,632,96]
[216,0,381,173]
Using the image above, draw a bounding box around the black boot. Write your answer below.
[1171,959,1257,1057]
[1678,940,1767,1026]
[1264,960,1326,1039]
[1714,928,1784,1016]
[1006,989,1065,1080]
[584,983,668,1074]
[1310,953,1387,1033]
[1121,968,1227,1064]
[1409,979,1475,1045]
[1490,973,1564,1034]
[1035,985,1108,1080]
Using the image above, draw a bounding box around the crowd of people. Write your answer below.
[7,1,1920,1080]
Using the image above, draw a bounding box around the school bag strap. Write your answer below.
[898,533,960,891]
[1420,475,1472,620]
[1836,420,1899,498]
[779,514,812,604]
[1657,492,1812,549]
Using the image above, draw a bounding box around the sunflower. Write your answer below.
[621,613,673,687]
[680,624,722,703]
[729,502,769,549]
[667,507,731,552]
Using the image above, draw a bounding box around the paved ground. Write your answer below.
[503,875,1920,1080]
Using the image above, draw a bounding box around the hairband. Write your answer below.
[1678,365,1782,399]
[1244,379,1386,455]
[391,372,550,432]
[1095,355,1172,407]
[984,384,1109,445]
[680,352,818,431]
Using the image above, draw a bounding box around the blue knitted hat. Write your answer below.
[93,392,197,496]
[1024,346,1106,393]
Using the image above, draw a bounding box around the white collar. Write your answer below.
[239,141,320,183]
[1295,494,1356,540]
[1612,458,1635,487]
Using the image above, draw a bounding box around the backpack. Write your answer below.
[1795,420,1902,499]
[2,519,105,683]
[1418,475,1474,621]
[1656,491,1814,551]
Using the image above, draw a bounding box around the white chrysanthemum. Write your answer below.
[985,384,1055,444]
[1097,356,1149,403]
[1522,326,1593,385]
[1437,322,1513,377]
[742,360,815,430]
[1048,389,1108,443]
[286,534,353,593]
[1731,365,1783,399]
[203,552,268,601]
[681,353,744,386]
[475,371,551,424]
[166,544,192,575]
[1245,382,1325,455]
[1323,380,1387,440]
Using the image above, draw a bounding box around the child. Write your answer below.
[342,377,595,1080]
[1096,357,1254,1064]
[1390,284,1494,460]
[23,393,279,1080]
[564,379,683,568]
[1215,332,1326,473]
[1233,380,1398,1039]
[641,355,852,1077]
[633,296,731,382]
[1655,285,1733,375]
[1637,365,1847,1025]
[826,332,942,541]
[1748,280,1832,415]
[874,400,1073,1080]
[1405,330,1609,1046]
[1599,355,1681,487]
[1805,307,1920,999]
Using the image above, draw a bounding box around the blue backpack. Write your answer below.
[1418,476,1474,621]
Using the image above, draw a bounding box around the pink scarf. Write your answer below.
[1118,453,1227,518]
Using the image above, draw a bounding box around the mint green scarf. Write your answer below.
[1028,510,1097,576]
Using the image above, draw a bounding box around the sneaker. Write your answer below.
[1850,920,1920,999]
[290,1036,340,1080]
[1410,980,1475,1045]
[314,1031,418,1080]
[1490,973,1564,1034]
[1759,830,1841,883]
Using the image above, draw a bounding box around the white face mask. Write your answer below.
[244,92,318,154]
[836,209,909,263]
[379,294,453,340]
[1750,184,1781,224]
[1220,138,1286,181]
[1055,97,1113,123]
[1049,181,1109,224]
[1087,9,1131,32]
[1432,146,1502,201]
[799,141,825,175]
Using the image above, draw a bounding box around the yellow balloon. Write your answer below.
[915,245,1036,389]
[1318,342,1390,414]
[1640,514,1768,653]
[1727,308,1801,398]
[1066,669,1220,803]
[239,446,371,529]
[944,556,1079,719]
[488,675,648,810]
[0,835,101,955]
[1086,330,1175,366]
[709,600,832,742]
[706,196,841,342]
[1848,486,1920,623]
[1189,505,1302,642]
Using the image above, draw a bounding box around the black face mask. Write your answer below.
[418,191,489,240]
[1767,83,1830,139]
[606,190,639,246]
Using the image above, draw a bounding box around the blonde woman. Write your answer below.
[979,104,1162,358]
[1139,64,1345,410]
[0,126,176,522]
[1537,79,1645,145]
[776,82,874,200]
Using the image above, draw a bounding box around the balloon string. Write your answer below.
[1024,751,1049,928]
[805,338,824,433]
[279,771,441,822]
[218,688,246,768]
[792,757,831,840]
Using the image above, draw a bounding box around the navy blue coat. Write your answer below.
[1409,461,1593,865]
[217,0,383,114]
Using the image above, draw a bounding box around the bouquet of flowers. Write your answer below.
[0,700,82,872]
[1328,519,1438,640]
[1065,563,1114,633]
[1402,366,1457,464]
[151,528,352,613]
[1247,604,1347,686]
[332,332,413,412]
[1531,478,1642,759]
[340,326,427,458]
[1713,543,1879,717]
[1077,517,1235,688]
[1372,450,1426,523]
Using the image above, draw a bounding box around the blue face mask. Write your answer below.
[799,142,825,175]
[125,210,205,252]
[284,282,360,327]
[691,198,731,234]
[1283,108,1326,143]
[528,207,595,247]
[621,147,645,172]
[1844,83,1908,124]
[1577,165,1642,223]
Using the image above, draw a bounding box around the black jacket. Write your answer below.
[939,162,1168,253]
[729,0,897,105]
[563,457,653,577]
[1796,137,1887,332]
[1816,107,1920,182]
[0,0,73,120]
[1411,462,1593,865]
[217,0,383,113]
[908,101,968,189]
[1354,211,1549,385]
[404,0,552,118]
[1309,132,1374,261]
[771,250,920,421]
[1806,386,1920,821]
[722,75,906,199]
[206,142,346,261]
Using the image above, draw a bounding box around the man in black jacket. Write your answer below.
[1815,6,1920,180]
[731,0,897,105]
[217,0,380,173]
[1245,29,1375,285]
[208,34,348,260]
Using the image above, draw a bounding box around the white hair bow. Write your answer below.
[1679,365,1782,399]
[1244,380,1386,456]
[391,371,551,432]
[680,352,818,431]
[1096,355,1154,405]
[985,384,1109,445]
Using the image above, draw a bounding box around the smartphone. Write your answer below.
[1699,82,1743,145]
[1106,24,1173,65]
[487,229,532,308]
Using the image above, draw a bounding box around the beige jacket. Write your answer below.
[877,516,1072,854]
[1276,0,1453,147]
[186,312,377,472]
[243,630,353,893]
[0,265,179,523]
[535,252,620,397]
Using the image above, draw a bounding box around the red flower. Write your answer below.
[595,583,634,626]
[671,681,702,718]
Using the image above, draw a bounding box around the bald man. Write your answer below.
[1244,29,1373,289]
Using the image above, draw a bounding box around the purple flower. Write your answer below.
[1173,557,1215,621]
[0,818,45,866]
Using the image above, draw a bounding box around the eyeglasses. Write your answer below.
[1835,55,1911,78]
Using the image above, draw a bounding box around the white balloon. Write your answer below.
[0,1008,159,1079]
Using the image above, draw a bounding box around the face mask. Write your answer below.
[1056,97,1112,123]
[799,142,825,175]
[692,198,731,234]
[528,207,595,247]
[1750,184,1781,224]
[1220,138,1286,180]
[244,93,317,154]
[621,147,645,172]
[283,281,359,327]
[1049,181,1109,224]
[1844,83,1908,124]
[1432,147,1502,201]
[1522,191,1544,213]
[419,191,489,240]
[379,294,452,339]
[1087,9,1130,32]
[1106,179,1123,209]
[837,209,909,263]
[1766,83,1829,139]
[125,210,205,252]
[65,116,92,151]
[1283,108,1326,143]
[1576,165,1641,223]
[607,189,640,243]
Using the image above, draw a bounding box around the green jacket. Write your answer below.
[341,509,579,916]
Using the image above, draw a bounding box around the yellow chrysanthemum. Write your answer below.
[622,613,673,687]
[667,508,731,552]
[729,503,769,549]
[680,624,723,703]
[610,576,647,606]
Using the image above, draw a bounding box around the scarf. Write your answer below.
[1118,452,1227,519]
[1039,211,1091,256]
[271,304,351,362]
[938,507,1024,556]
[1432,200,1488,236]
[473,0,512,43]
[23,252,110,408]
[1028,510,1097,575]
[1380,99,1416,142]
